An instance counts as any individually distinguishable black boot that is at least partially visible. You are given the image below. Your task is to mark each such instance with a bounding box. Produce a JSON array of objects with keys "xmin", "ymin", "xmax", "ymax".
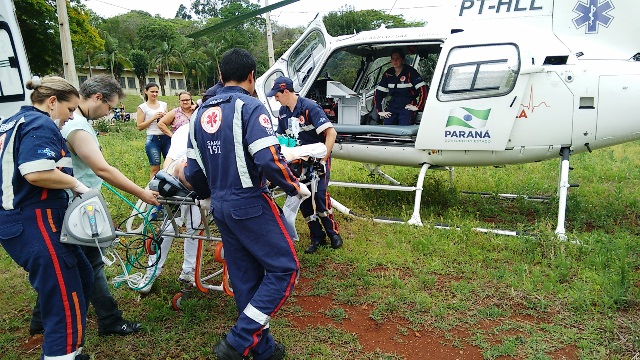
[
  {"xmin": 268, "ymin": 342, "xmax": 286, "ymax": 360},
  {"xmin": 98, "ymin": 318, "xmax": 142, "ymax": 336},
  {"xmin": 330, "ymin": 234, "xmax": 343, "ymax": 249},
  {"xmin": 214, "ymin": 337, "xmax": 249, "ymax": 360},
  {"xmin": 304, "ymin": 240, "xmax": 327, "ymax": 254}
]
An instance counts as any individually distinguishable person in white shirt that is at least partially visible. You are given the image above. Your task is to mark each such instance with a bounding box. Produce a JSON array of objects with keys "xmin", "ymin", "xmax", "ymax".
[
  {"xmin": 137, "ymin": 125, "xmax": 200, "ymax": 294},
  {"xmin": 136, "ymin": 82, "xmax": 169, "ymax": 180}
]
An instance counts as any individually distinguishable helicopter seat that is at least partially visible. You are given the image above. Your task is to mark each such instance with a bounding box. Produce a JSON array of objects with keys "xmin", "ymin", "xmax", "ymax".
[{"xmin": 333, "ymin": 124, "xmax": 419, "ymax": 144}]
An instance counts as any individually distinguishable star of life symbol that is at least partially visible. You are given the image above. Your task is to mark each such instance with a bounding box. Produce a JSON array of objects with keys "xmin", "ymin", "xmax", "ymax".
[
  {"xmin": 201, "ymin": 107, "xmax": 222, "ymax": 134},
  {"xmin": 573, "ymin": 0, "xmax": 614, "ymax": 34}
]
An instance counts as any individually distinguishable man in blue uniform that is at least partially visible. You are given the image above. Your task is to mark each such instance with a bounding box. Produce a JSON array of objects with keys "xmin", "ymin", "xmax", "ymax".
[
  {"xmin": 185, "ymin": 48, "xmax": 309, "ymax": 360},
  {"xmin": 268, "ymin": 76, "xmax": 343, "ymax": 254},
  {"xmin": 374, "ymin": 48, "xmax": 428, "ymax": 126}
]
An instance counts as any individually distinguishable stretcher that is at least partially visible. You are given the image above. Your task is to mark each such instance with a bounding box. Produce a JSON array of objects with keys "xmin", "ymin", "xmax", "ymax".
[
  {"xmin": 105, "ymin": 143, "xmax": 327, "ymax": 310},
  {"xmin": 103, "ymin": 175, "xmax": 233, "ymax": 311}
]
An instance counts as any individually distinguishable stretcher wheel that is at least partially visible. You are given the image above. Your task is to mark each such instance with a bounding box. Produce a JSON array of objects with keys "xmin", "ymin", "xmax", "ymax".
[
  {"xmin": 171, "ymin": 292, "xmax": 184, "ymax": 311},
  {"xmin": 144, "ymin": 238, "xmax": 156, "ymax": 255}
]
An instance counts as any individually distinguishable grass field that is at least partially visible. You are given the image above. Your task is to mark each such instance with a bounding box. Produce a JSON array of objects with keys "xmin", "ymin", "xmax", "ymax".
[{"xmin": 1, "ymin": 105, "xmax": 639, "ymax": 359}]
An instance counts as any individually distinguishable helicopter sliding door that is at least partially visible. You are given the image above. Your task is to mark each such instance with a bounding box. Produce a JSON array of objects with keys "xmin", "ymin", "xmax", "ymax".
[{"xmin": 416, "ymin": 42, "xmax": 528, "ymax": 151}]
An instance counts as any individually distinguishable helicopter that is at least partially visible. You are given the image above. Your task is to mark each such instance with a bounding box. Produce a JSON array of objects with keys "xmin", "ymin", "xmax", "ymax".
[{"xmin": 255, "ymin": 0, "xmax": 640, "ymax": 238}]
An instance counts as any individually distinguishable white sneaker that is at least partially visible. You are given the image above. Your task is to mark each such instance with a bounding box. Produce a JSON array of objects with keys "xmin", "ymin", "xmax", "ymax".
[
  {"xmin": 137, "ymin": 269, "xmax": 157, "ymax": 294},
  {"xmin": 178, "ymin": 270, "xmax": 195, "ymax": 284}
]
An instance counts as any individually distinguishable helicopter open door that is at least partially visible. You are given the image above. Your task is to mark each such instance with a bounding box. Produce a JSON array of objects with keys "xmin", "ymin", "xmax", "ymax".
[{"xmin": 256, "ymin": 14, "xmax": 331, "ymax": 120}]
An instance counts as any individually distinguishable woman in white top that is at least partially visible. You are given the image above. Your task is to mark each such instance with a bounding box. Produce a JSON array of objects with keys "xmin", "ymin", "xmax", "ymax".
[{"xmin": 137, "ymin": 82, "xmax": 169, "ymax": 180}]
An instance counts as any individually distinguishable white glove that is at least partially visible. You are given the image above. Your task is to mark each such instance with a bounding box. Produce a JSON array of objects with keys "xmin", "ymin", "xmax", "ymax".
[
  {"xmin": 297, "ymin": 183, "xmax": 311, "ymax": 200},
  {"xmin": 378, "ymin": 111, "xmax": 392, "ymax": 118},
  {"xmin": 72, "ymin": 179, "xmax": 90, "ymax": 194},
  {"xmin": 196, "ymin": 197, "xmax": 211, "ymax": 211},
  {"xmin": 404, "ymin": 104, "xmax": 419, "ymax": 111}
]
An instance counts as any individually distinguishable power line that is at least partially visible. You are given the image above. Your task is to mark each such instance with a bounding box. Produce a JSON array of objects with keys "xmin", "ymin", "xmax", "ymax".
[{"xmin": 83, "ymin": 0, "xmax": 134, "ymax": 13}]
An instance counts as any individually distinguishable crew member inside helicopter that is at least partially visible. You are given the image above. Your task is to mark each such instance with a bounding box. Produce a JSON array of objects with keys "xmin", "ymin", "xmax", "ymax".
[{"xmin": 374, "ymin": 48, "xmax": 428, "ymax": 126}]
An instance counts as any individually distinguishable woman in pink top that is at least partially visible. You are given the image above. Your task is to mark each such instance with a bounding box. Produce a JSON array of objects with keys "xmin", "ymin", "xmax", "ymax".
[{"xmin": 157, "ymin": 91, "xmax": 195, "ymax": 137}]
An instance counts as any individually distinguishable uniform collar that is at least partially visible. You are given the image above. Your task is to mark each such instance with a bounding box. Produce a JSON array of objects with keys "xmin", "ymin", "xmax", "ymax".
[{"xmin": 218, "ymin": 85, "xmax": 251, "ymax": 96}]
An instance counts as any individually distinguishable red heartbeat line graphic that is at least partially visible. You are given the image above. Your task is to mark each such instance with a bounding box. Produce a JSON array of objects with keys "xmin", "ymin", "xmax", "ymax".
[{"xmin": 520, "ymin": 86, "xmax": 550, "ymax": 112}]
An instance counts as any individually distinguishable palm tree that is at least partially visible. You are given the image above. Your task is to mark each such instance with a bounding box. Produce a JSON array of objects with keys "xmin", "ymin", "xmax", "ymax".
[
  {"xmin": 96, "ymin": 32, "xmax": 131, "ymax": 79},
  {"xmin": 150, "ymin": 40, "xmax": 183, "ymax": 96}
]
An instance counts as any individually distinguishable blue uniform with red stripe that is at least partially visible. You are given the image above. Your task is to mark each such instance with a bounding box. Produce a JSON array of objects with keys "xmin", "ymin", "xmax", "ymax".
[
  {"xmin": 185, "ymin": 86, "xmax": 301, "ymax": 359},
  {"xmin": 374, "ymin": 64, "xmax": 428, "ymax": 125},
  {"xmin": 276, "ymin": 96, "xmax": 339, "ymax": 242},
  {"xmin": 0, "ymin": 106, "xmax": 93, "ymax": 359}
]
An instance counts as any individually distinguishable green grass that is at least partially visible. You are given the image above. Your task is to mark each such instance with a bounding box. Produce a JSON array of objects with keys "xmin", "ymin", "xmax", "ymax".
[{"xmin": 1, "ymin": 123, "xmax": 640, "ymax": 359}]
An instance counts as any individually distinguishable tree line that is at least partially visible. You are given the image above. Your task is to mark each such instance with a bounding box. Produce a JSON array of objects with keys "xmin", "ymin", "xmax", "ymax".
[{"xmin": 14, "ymin": 1, "xmax": 422, "ymax": 95}]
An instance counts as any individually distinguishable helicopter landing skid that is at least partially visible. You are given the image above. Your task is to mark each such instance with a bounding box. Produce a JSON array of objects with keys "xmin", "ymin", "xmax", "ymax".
[{"xmin": 331, "ymin": 148, "xmax": 576, "ymax": 239}]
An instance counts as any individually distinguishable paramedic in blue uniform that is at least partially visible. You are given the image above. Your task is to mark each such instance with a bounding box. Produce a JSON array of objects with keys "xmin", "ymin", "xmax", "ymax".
[
  {"xmin": 374, "ymin": 48, "xmax": 428, "ymax": 126},
  {"xmin": 0, "ymin": 76, "xmax": 94, "ymax": 360},
  {"xmin": 185, "ymin": 48, "xmax": 309, "ymax": 360},
  {"xmin": 269, "ymin": 76, "xmax": 343, "ymax": 254}
]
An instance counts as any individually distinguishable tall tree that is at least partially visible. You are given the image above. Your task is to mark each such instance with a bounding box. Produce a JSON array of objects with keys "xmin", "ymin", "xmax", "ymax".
[
  {"xmin": 129, "ymin": 50, "xmax": 149, "ymax": 96},
  {"xmin": 138, "ymin": 20, "xmax": 182, "ymax": 96},
  {"xmin": 176, "ymin": 4, "xmax": 192, "ymax": 20},
  {"xmin": 14, "ymin": 0, "xmax": 61, "ymax": 75},
  {"xmin": 69, "ymin": 3, "xmax": 105, "ymax": 77},
  {"xmin": 95, "ymin": 32, "xmax": 129, "ymax": 79},
  {"xmin": 15, "ymin": 0, "xmax": 106, "ymax": 76},
  {"xmin": 190, "ymin": 0, "xmax": 221, "ymax": 19},
  {"xmin": 99, "ymin": 10, "xmax": 153, "ymax": 54}
]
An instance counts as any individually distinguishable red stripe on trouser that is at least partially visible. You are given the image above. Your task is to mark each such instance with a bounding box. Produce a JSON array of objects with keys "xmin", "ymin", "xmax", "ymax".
[
  {"xmin": 35, "ymin": 209, "xmax": 74, "ymax": 354},
  {"xmin": 323, "ymin": 192, "xmax": 339, "ymax": 234},
  {"xmin": 242, "ymin": 195, "xmax": 299, "ymax": 355}
]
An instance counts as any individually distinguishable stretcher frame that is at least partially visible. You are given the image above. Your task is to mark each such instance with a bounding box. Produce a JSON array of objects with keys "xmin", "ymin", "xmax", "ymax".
[{"xmin": 111, "ymin": 193, "xmax": 233, "ymax": 311}]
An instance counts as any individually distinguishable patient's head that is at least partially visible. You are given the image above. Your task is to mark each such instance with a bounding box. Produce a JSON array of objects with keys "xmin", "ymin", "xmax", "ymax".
[{"xmin": 166, "ymin": 155, "xmax": 193, "ymax": 191}]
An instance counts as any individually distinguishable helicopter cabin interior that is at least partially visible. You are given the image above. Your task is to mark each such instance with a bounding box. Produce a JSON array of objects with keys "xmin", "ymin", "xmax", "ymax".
[{"xmin": 262, "ymin": 40, "xmax": 442, "ymax": 146}]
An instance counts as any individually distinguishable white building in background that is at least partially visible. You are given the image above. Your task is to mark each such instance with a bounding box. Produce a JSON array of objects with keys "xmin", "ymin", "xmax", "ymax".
[{"xmin": 76, "ymin": 67, "xmax": 187, "ymax": 96}]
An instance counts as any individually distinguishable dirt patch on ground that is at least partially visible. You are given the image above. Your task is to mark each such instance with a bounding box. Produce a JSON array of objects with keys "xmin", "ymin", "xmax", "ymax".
[
  {"xmin": 19, "ymin": 333, "xmax": 43, "ymax": 355},
  {"xmin": 284, "ymin": 277, "xmax": 578, "ymax": 360}
]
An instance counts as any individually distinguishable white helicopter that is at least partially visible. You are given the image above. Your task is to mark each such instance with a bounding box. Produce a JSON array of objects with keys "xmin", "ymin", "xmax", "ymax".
[{"xmin": 255, "ymin": 0, "xmax": 640, "ymax": 238}]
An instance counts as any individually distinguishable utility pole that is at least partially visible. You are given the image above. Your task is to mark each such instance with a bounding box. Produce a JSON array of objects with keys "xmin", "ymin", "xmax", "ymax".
[
  {"xmin": 56, "ymin": 0, "xmax": 78, "ymax": 88},
  {"xmin": 265, "ymin": 0, "xmax": 275, "ymax": 66}
]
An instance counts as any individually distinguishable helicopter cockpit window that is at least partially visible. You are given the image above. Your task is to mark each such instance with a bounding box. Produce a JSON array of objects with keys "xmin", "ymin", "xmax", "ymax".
[
  {"xmin": 438, "ymin": 44, "xmax": 519, "ymax": 102},
  {"xmin": 288, "ymin": 30, "xmax": 325, "ymax": 91},
  {"xmin": 0, "ymin": 21, "xmax": 26, "ymax": 103}
]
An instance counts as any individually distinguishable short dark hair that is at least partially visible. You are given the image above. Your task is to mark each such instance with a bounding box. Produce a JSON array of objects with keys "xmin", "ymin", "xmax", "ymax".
[
  {"xmin": 391, "ymin": 48, "xmax": 405, "ymax": 59},
  {"xmin": 219, "ymin": 48, "xmax": 257, "ymax": 84}
]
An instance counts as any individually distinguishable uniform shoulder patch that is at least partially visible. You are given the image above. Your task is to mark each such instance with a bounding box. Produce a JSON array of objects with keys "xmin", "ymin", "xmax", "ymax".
[
  {"xmin": 201, "ymin": 106, "xmax": 222, "ymax": 134},
  {"xmin": 259, "ymin": 114, "xmax": 272, "ymax": 128}
]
